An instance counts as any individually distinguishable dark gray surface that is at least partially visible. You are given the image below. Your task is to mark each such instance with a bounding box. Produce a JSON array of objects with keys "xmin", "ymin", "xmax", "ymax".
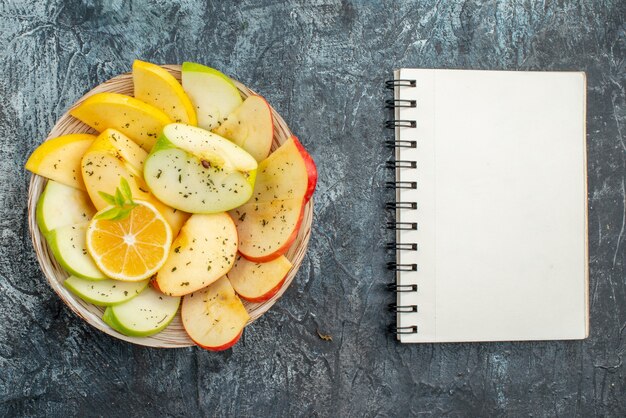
[{"xmin": 1, "ymin": 1, "xmax": 624, "ymax": 416}]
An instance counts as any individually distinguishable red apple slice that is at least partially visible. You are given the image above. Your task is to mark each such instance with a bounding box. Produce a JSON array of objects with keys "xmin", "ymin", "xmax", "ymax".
[
  {"xmin": 156, "ymin": 213, "xmax": 238, "ymax": 296},
  {"xmin": 230, "ymin": 197, "xmax": 304, "ymax": 262},
  {"xmin": 213, "ymin": 95, "xmax": 274, "ymax": 162},
  {"xmin": 181, "ymin": 276, "xmax": 249, "ymax": 351},
  {"xmin": 291, "ymin": 136, "xmax": 317, "ymax": 203},
  {"xmin": 227, "ymin": 254, "xmax": 292, "ymax": 302},
  {"xmin": 251, "ymin": 136, "xmax": 317, "ymax": 204},
  {"xmin": 230, "ymin": 136, "xmax": 316, "ymax": 261}
]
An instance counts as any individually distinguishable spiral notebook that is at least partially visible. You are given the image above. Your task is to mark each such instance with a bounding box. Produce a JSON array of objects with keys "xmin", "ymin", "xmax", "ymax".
[{"xmin": 387, "ymin": 69, "xmax": 589, "ymax": 343}]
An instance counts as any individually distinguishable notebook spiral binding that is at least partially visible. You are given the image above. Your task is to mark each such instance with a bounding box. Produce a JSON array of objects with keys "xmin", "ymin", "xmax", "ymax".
[
  {"xmin": 385, "ymin": 99, "xmax": 417, "ymax": 109},
  {"xmin": 386, "ymin": 160, "xmax": 417, "ymax": 169},
  {"xmin": 385, "ymin": 202, "xmax": 417, "ymax": 210},
  {"xmin": 386, "ymin": 76, "xmax": 419, "ymax": 336},
  {"xmin": 388, "ymin": 303, "xmax": 418, "ymax": 313},
  {"xmin": 385, "ymin": 140, "xmax": 416, "ymax": 148}
]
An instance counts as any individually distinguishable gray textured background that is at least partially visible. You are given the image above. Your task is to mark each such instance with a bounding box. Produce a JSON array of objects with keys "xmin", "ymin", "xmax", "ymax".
[{"xmin": 1, "ymin": 0, "xmax": 625, "ymax": 417}]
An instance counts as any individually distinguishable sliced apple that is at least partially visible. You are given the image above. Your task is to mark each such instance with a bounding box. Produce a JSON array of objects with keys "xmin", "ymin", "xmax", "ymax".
[
  {"xmin": 64, "ymin": 275, "xmax": 148, "ymax": 306},
  {"xmin": 133, "ymin": 60, "xmax": 197, "ymax": 125},
  {"xmin": 252, "ymin": 136, "xmax": 317, "ymax": 204},
  {"xmin": 70, "ymin": 92, "xmax": 172, "ymax": 151},
  {"xmin": 101, "ymin": 308, "xmax": 126, "ymax": 333},
  {"xmin": 144, "ymin": 123, "xmax": 257, "ymax": 213},
  {"xmin": 227, "ymin": 255, "xmax": 292, "ymax": 302},
  {"xmin": 181, "ymin": 276, "xmax": 249, "ymax": 351},
  {"xmin": 47, "ymin": 223, "xmax": 106, "ymax": 281},
  {"xmin": 36, "ymin": 180, "xmax": 96, "ymax": 235},
  {"xmin": 229, "ymin": 136, "xmax": 317, "ymax": 261},
  {"xmin": 181, "ymin": 62, "xmax": 242, "ymax": 130},
  {"xmin": 81, "ymin": 129, "xmax": 189, "ymax": 236},
  {"xmin": 230, "ymin": 198, "xmax": 304, "ymax": 262},
  {"xmin": 25, "ymin": 134, "xmax": 96, "ymax": 190},
  {"xmin": 81, "ymin": 128, "xmax": 147, "ymax": 209},
  {"xmin": 212, "ymin": 95, "xmax": 273, "ymax": 161},
  {"xmin": 102, "ymin": 286, "xmax": 180, "ymax": 337},
  {"xmin": 156, "ymin": 213, "xmax": 238, "ymax": 296}
]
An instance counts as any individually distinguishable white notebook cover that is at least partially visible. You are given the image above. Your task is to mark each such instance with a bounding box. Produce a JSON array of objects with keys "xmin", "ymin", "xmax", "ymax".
[{"xmin": 393, "ymin": 69, "xmax": 588, "ymax": 343}]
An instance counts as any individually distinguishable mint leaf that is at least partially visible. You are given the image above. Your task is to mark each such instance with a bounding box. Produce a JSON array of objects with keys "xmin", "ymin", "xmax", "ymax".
[
  {"xmin": 95, "ymin": 178, "xmax": 137, "ymax": 222},
  {"xmin": 110, "ymin": 208, "xmax": 133, "ymax": 221},
  {"xmin": 94, "ymin": 207, "xmax": 121, "ymax": 220},
  {"xmin": 120, "ymin": 178, "xmax": 133, "ymax": 201},
  {"xmin": 98, "ymin": 192, "xmax": 117, "ymax": 206},
  {"xmin": 115, "ymin": 189, "xmax": 125, "ymax": 206}
]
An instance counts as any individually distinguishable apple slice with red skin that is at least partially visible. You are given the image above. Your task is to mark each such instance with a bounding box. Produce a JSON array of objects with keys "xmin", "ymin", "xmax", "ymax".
[
  {"xmin": 182, "ymin": 276, "xmax": 249, "ymax": 351},
  {"xmin": 231, "ymin": 197, "xmax": 304, "ymax": 262},
  {"xmin": 227, "ymin": 254, "xmax": 292, "ymax": 302},
  {"xmin": 231, "ymin": 136, "xmax": 316, "ymax": 261},
  {"xmin": 251, "ymin": 136, "xmax": 317, "ymax": 204},
  {"xmin": 291, "ymin": 136, "xmax": 317, "ymax": 204},
  {"xmin": 213, "ymin": 95, "xmax": 274, "ymax": 162}
]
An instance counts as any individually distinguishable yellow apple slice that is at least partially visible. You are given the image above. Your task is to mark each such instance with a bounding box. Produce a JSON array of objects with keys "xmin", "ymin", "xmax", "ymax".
[
  {"xmin": 132, "ymin": 60, "xmax": 197, "ymax": 125},
  {"xmin": 227, "ymin": 254, "xmax": 292, "ymax": 302},
  {"xmin": 156, "ymin": 213, "xmax": 238, "ymax": 296},
  {"xmin": 25, "ymin": 134, "xmax": 96, "ymax": 190},
  {"xmin": 213, "ymin": 95, "xmax": 273, "ymax": 161},
  {"xmin": 70, "ymin": 92, "xmax": 172, "ymax": 151},
  {"xmin": 182, "ymin": 276, "xmax": 249, "ymax": 351},
  {"xmin": 81, "ymin": 129, "xmax": 189, "ymax": 236},
  {"xmin": 81, "ymin": 129, "xmax": 148, "ymax": 209},
  {"xmin": 87, "ymin": 128, "xmax": 147, "ymax": 174}
]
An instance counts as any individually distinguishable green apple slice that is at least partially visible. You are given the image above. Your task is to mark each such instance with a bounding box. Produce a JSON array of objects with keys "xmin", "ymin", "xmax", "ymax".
[
  {"xmin": 144, "ymin": 123, "xmax": 257, "ymax": 213},
  {"xmin": 64, "ymin": 275, "xmax": 149, "ymax": 306},
  {"xmin": 47, "ymin": 223, "xmax": 106, "ymax": 281},
  {"xmin": 181, "ymin": 62, "xmax": 242, "ymax": 130},
  {"xmin": 103, "ymin": 286, "xmax": 180, "ymax": 337},
  {"xmin": 102, "ymin": 307, "xmax": 126, "ymax": 333},
  {"xmin": 36, "ymin": 181, "xmax": 96, "ymax": 235}
]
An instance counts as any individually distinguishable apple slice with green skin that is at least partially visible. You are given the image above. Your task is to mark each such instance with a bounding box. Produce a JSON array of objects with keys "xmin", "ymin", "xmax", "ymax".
[
  {"xmin": 82, "ymin": 128, "xmax": 189, "ymax": 236},
  {"xmin": 70, "ymin": 92, "xmax": 172, "ymax": 151},
  {"xmin": 156, "ymin": 213, "xmax": 238, "ymax": 296},
  {"xmin": 182, "ymin": 276, "xmax": 249, "ymax": 351},
  {"xmin": 37, "ymin": 180, "xmax": 96, "ymax": 235},
  {"xmin": 144, "ymin": 123, "xmax": 257, "ymax": 213},
  {"xmin": 181, "ymin": 62, "xmax": 242, "ymax": 130},
  {"xmin": 212, "ymin": 95, "xmax": 273, "ymax": 162},
  {"xmin": 102, "ymin": 307, "xmax": 125, "ymax": 333},
  {"xmin": 25, "ymin": 133, "xmax": 96, "ymax": 190},
  {"xmin": 102, "ymin": 286, "xmax": 180, "ymax": 337},
  {"xmin": 47, "ymin": 223, "xmax": 106, "ymax": 281},
  {"xmin": 133, "ymin": 60, "xmax": 197, "ymax": 125},
  {"xmin": 64, "ymin": 275, "xmax": 149, "ymax": 306},
  {"xmin": 227, "ymin": 255, "xmax": 292, "ymax": 302}
]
